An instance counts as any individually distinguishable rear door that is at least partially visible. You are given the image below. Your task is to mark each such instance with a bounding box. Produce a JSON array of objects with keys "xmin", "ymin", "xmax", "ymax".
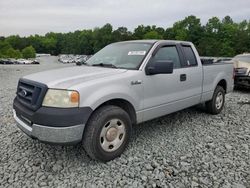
[
  {"xmin": 180, "ymin": 44, "xmax": 203, "ymax": 98},
  {"xmin": 142, "ymin": 43, "xmax": 203, "ymax": 122}
]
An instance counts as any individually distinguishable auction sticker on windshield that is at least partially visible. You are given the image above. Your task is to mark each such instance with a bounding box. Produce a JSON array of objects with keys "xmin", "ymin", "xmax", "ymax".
[{"xmin": 128, "ymin": 51, "xmax": 146, "ymax": 55}]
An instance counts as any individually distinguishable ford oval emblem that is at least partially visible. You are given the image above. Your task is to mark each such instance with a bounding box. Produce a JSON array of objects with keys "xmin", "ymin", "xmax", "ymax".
[{"xmin": 21, "ymin": 89, "xmax": 28, "ymax": 96}]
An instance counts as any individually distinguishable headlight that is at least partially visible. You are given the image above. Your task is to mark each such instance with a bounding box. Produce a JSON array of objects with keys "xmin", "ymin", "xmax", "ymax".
[{"xmin": 42, "ymin": 89, "xmax": 79, "ymax": 108}]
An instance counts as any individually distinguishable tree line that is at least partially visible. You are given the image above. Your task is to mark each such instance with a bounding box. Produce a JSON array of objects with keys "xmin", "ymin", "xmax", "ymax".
[{"xmin": 1, "ymin": 15, "xmax": 250, "ymax": 59}]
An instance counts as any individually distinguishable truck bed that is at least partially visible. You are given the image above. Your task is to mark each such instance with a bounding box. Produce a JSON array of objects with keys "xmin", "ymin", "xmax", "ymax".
[{"xmin": 201, "ymin": 61, "xmax": 234, "ymax": 102}]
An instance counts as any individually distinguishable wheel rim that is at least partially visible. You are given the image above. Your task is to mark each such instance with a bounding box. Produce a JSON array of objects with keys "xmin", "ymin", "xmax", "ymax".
[
  {"xmin": 215, "ymin": 92, "xmax": 223, "ymax": 109},
  {"xmin": 100, "ymin": 119, "xmax": 126, "ymax": 152}
]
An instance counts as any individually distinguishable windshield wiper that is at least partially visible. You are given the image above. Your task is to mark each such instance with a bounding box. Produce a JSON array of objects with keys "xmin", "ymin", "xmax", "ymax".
[{"xmin": 92, "ymin": 63, "xmax": 118, "ymax": 69}]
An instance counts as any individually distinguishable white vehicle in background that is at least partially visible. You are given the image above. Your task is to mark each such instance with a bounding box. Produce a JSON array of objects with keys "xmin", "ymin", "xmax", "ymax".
[
  {"xmin": 0, "ymin": 58, "xmax": 39, "ymax": 64},
  {"xmin": 17, "ymin": 59, "xmax": 32, "ymax": 64},
  {"xmin": 58, "ymin": 54, "xmax": 89, "ymax": 64},
  {"xmin": 232, "ymin": 53, "xmax": 250, "ymax": 88}
]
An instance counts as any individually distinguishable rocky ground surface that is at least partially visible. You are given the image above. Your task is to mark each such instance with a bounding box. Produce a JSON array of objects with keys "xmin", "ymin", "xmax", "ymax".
[{"xmin": 0, "ymin": 57, "xmax": 249, "ymax": 188}]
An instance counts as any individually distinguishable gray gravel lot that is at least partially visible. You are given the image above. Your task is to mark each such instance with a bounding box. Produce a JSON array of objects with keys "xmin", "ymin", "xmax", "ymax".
[{"xmin": 0, "ymin": 56, "xmax": 250, "ymax": 188}]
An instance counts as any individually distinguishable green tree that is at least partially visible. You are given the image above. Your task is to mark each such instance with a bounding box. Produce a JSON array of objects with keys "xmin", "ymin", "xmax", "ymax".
[
  {"xmin": 28, "ymin": 35, "xmax": 43, "ymax": 53},
  {"xmin": 6, "ymin": 35, "xmax": 27, "ymax": 50},
  {"xmin": 1, "ymin": 17, "xmax": 250, "ymax": 57},
  {"xmin": 6, "ymin": 48, "xmax": 22, "ymax": 58},
  {"xmin": 112, "ymin": 27, "xmax": 133, "ymax": 42},
  {"xmin": 78, "ymin": 30, "xmax": 94, "ymax": 55},
  {"xmin": 143, "ymin": 31, "xmax": 163, "ymax": 39},
  {"xmin": 92, "ymin": 23, "xmax": 113, "ymax": 52},
  {"xmin": 41, "ymin": 37, "xmax": 57, "ymax": 54},
  {"xmin": 0, "ymin": 40, "xmax": 12, "ymax": 54},
  {"xmin": 198, "ymin": 17, "xmax": 222, "ymax": 56},
  {"xmin": 133, "ymin": 25, "xmax": 152, "ymax": 39},
  {"xmin": 22, "ymin": 46, "xmax": 36, "ymax": 58},
  {"xmin": 171, "ymin": 15, "xmax": 204, "ymax": 45},
  {"xmin": 219, "ymin": 16, "xmax": 237, "ymax": 56}
]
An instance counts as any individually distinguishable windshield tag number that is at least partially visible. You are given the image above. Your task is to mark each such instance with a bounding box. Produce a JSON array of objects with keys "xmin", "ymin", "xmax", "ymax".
[{"xmin": 128, "ymin": 51, "xmax": 146, "ymax": 56}]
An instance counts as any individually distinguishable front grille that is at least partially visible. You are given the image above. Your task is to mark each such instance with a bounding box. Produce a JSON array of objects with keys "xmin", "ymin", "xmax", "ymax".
[{"xmin": 16, "ymin": 78, "xmax": 48, "ymax": 111}]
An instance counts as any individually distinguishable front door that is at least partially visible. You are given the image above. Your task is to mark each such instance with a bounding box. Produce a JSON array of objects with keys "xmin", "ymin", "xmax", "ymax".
[{"xmin": 142, "ymin": 44, "xmax": 202, "ymax": 122}]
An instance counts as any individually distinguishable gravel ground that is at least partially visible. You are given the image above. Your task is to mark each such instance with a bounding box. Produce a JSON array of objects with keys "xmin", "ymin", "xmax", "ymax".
[{"xmin": 0, "ymin": 57, "xmax": 249, "ymax": 188}]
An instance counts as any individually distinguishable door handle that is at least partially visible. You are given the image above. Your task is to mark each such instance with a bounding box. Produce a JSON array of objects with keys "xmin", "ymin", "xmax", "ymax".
[{"xmin": 180, "ymin": 74, "xmax": 186, "ymax": 81}]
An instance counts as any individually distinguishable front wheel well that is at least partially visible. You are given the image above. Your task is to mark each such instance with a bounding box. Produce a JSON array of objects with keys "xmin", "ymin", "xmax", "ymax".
[
  {"xmin": 217, "ymin": 79, "xmax": 227, "ymax": 92},
  {"xmin": 93, "ymin": 99, "xmax": 137, "ymax": 125}
]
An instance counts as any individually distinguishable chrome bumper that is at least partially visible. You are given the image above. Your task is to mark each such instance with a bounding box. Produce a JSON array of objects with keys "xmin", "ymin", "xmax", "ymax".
[{"xmin": 13, "ymin": 109, "xmax": 85, "ymax": 144}]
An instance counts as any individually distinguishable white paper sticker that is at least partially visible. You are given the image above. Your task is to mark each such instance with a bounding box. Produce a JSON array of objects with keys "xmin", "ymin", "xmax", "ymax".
[{"xmin": 128, "ymin": 51, "xmax": 146, "ymax": 56}]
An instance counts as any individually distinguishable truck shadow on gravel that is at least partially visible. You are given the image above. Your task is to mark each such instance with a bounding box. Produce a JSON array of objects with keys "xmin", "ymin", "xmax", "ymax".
[{"xmin": 130, "ymin": 106, "xmax": 207, "ymax": 141}]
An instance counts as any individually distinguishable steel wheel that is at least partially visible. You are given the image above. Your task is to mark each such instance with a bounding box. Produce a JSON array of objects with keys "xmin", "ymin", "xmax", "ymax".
[
  {"xmin": 100, "ymin": 119, "xmax": 126, "ymax": 152},
  {"xmin": 215, "ymin": 91, "xmax": 224, "ymax": 109}
]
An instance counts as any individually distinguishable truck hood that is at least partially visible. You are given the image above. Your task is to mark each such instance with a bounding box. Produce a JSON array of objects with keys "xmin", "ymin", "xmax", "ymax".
[
  {"xmin": 23, "ymin": 66, "xmax": 127, "ymax": 89},
  {"xmin": 234, "ymin": 61, "xmax": 250, "ymax": 69}
]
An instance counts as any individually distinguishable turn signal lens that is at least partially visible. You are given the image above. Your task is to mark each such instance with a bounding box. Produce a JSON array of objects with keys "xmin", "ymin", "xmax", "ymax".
[{"xmin": 70, "ymin": 91, "xmax": 79, "ymax": 103}]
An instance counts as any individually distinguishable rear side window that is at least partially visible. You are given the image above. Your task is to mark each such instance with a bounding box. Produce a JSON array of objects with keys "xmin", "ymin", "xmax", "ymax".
[
  {"xmin": 153, "ymin": 46, "xmax": 181, "ymax": 68},
  {"xmin": 182, "ymin": 46, "xmax": 197, "ymax": 66}
]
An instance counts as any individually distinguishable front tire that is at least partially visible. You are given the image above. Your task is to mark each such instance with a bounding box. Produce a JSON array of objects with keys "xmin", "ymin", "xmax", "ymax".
[
  {"xmin": 83, "ymin": 105, "xmax": 132, "ymax": 162},
  {"xmin": 206, "ymin": 86, "xmax": 225, "ymax": 115}
]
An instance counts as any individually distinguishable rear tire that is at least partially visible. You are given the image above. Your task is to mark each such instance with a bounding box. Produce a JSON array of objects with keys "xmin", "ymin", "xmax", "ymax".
[
  {"xmin": 83, "ymin": 105, "xmax": 132, "ymax": 162},
  {"xmin": 206, "ymin": 86, "xmax": 225, "ymax": 115}
]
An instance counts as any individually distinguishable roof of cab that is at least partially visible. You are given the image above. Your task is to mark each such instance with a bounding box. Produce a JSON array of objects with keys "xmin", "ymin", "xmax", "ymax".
[{"xmin": 115, "ymin": 40, "xmax": 192, "ymax": 45}]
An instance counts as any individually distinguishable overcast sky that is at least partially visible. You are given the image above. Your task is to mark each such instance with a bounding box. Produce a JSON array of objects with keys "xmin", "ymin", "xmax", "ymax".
[{"xmin": 0, "ymin": 0, "xmax": 250, "ymax": 37}]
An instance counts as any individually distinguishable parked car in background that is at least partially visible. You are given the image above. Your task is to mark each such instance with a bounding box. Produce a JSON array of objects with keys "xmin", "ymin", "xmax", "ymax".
[
  {"xmin": 58, "ymin": 54, "xmax": 90, "ymax": 64},
  {"xmin": 13, "ymin": 40, "xmax": 234, "ymax": 161},
  {"xmin": 1, "ymin": 59, "xmax": 14, "ymax": 64},
  {"xmin": 232, "ymin": 53, "xmax": 250, "ymax": 88},
  {"xmin": 31, "ymin": 60, "xmax": 40, "ymax": 64},
  {"xmin": 0, "ymin": 58, "xmax": 40, "ymax": 65},
  {"xmin": 76, "ymin": 55, "xmax": 92, "ymax": 66}
]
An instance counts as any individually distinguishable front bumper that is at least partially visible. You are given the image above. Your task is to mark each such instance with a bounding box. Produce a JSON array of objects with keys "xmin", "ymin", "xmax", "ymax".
[
  {"xmin": 13, "ymin": 109, "xmax": 84, "ymax": 144},
  {"xmin": 13, "ymin": 98, "xmax": 93, "ymax": 144},
  {"xmin": 234, "ymin": 76, "xmax": 250, "ymax": 87}
]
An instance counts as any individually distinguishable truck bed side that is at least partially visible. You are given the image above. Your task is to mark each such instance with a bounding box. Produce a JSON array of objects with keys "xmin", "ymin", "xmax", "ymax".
[{"xmin": 201, "ymin": 62, "xmax": 234, "ymax": 102}]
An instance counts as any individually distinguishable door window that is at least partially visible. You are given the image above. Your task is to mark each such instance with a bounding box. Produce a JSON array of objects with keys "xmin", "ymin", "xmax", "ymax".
[{"xmin": 153, "ymin": 46, "xmax": 181, "ymax": 68}]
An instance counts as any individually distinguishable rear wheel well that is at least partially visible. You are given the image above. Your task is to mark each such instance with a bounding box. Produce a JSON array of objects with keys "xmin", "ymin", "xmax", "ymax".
[
  {"xmin": 217, "ymin": 79, "xmax": 227, "ymax": 92},
  {"xmin": 94, "ymin": 99, "xmax": 137, "ymax": 125}
]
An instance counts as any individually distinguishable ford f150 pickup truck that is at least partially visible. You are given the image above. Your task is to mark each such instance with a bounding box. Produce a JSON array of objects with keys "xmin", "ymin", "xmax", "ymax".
[{"xmin": 13, "ymin": 40, "xmax": 234, "ymax": 161}]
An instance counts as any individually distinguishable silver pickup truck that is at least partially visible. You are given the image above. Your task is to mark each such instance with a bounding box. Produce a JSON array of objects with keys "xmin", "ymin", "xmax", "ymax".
[{"xmin": 13, "ymin": 40, "xmax": 234, "ymax": 161}]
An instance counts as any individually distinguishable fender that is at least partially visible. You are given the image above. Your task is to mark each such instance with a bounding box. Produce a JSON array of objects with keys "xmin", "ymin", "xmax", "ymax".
[
  {"xmin": 212, "ymin": 72, "xmax": 227, "ymax": 91},
  {"xmin": 79, "ymin": 84, "xmax": 141, "ymax": 112}
]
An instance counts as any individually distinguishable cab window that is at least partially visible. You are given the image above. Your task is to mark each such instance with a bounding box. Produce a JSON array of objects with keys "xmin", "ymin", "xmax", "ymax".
[{"xmin": 182, "ymin": 46, "xmax": 197, "ymax": 66}]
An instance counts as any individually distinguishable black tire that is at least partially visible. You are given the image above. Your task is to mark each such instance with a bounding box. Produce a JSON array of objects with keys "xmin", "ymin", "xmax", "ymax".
[
  {"xmin": 205, "ymin": 85, "xmax": 225, "ymax": 115},
  {"xmin": 82, "ymin": 105, "xmax": 132, "ymax": 162}
]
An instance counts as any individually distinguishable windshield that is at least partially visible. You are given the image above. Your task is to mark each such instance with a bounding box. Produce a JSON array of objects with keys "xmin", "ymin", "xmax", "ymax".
[
  {"xmin": 86, "ymin": 42, "xmax": 153, "ymax": 69},
  {"xmin": 233, "ymin": 55, "xmax": 250, "ymax": 63}
]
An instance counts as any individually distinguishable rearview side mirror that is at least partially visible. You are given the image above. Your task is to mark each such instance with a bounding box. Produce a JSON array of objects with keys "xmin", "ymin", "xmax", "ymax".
[{"xmin": 145, "ymin": 60, "xmax": 174, "ymax": 75}]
